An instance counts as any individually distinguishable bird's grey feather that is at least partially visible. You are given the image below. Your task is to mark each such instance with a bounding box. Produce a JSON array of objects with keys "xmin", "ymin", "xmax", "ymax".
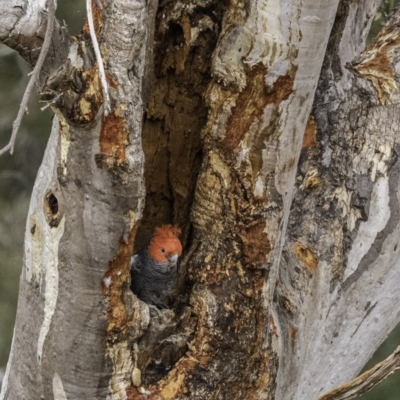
[{"xmin": 130, "ymin": 244, "xmax": 177, "ymax": 308}]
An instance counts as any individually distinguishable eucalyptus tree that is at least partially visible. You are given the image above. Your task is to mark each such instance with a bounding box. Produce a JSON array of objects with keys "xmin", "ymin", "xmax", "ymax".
[{"xmin": 1, "ymin": 0, "xmax": 400, "ymax": 399}]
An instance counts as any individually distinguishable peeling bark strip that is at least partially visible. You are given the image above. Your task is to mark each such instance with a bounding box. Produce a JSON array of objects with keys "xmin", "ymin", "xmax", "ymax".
[
  {"xmin": 102, "ymin": 216, "xmax": 139, "ymax": 333},
  {"xmin": 224, "ymin": 64, "xmax": 269, "ymax": 152},
  {"xmin": 349, "ymin": 9, "xmax": 400, "ymax": 105},
  {"xmin": 302, "ymin": 114, "xmax": 319, "ymax": 148},
  {"xmin": 318, "ymin": 345, "xmax": 400, "ymax": 400},
  {"xmin": 223, "ymin": 64, "xmax": 295, "ymax": 153}
]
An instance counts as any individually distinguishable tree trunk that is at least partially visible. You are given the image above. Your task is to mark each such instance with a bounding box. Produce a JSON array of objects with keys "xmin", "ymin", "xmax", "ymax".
[
  {"xmin": 274, "ymin": 2, "xmax": 400, "ymax": 398},
  {"xmin": 0, "ymin": 0, "xmax": 155, "ymax": 398},
  {"xmin": 2, "ymin": 0, "xmax": 400, "ymax": 399}
]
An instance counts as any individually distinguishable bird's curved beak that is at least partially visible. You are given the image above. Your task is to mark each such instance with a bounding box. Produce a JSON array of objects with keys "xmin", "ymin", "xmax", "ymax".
[{"xmin": 167, "ymin": 253, "xmax": 179, "ymax": 267}]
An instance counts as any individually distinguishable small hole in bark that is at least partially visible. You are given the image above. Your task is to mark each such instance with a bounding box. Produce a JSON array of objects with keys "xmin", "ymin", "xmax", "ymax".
[
  {"xmin": 47, "ymin": 193, "xmax": 59, "ymax": 215},
  {"xmin": 31, "ymin": 224, "xmax": 36, "ymax": 235},
  {"xmin": 395, "ymin": 244, "xmax": 398, "ymax": 251},
  {"xmin": 44, "ymin": 191, "xmax": 60, "ymax": 227}
]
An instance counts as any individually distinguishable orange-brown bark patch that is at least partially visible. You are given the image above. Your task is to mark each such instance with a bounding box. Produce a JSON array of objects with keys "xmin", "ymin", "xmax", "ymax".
[
  {"xmin": 350, "ymin": 29, "xmax": 400, "ymax": 104},
  {"xmin": 358, "ymin": 50, "xmax": 392, "ymax": 76},
  {"xmin": 102, "ymin": 221, "xmax": 139, "ymax": 332},
  {"xmin": 126, "ymin": 357, "xmax": 203, "ymax": 400},
  {"xmin": 224, "ymin": 64, "xmax": 267, "ymax": 152},
  {"xmin": 269, "ymin": 315, "xmax": 278, "ymax": 338},
  {"xmin": 126, "ymin": 386, "xmax": 145, "ymax": 400},
  {"xmin": 293, "ymin": 242, "xmax": 318, "ymax": 271},
  {"xmin": 224, "ymin": 65, "xmax": 294, "ymax": 152},
  {"xmin": 289, "ymin": 326, "xmax": 297, "ymax": 341},
  {"xmin": 156, "ymin": 358, "xmax": 197, "ymax": 399},
  {"xmin": 352, "ymin": 51, "xmax": 394, "ymax": 103},
  {"xmin": 83, "ymin": 0, "xmax": 105, "ymax": 38},
  {"xmin": 240, "ymin": 221, "xmax": 271, "ymax": 267},
  {"xmin": 272, "ymin": 73, "xmax": 295, "ymax": 103},
  {"xmin": 106, "ymin": 73, "xmax": 118, "ymax": 90},
  {"xmin": 303, "ymin": 114, "xmax": 318, "ymax": 148},
  {"xmin": 305, "ymin": 176, "xmax": 321, "ymax": 189},
  {"xmin": 100, "ymin": 112, "xmax": 129, "ymax": 164}
]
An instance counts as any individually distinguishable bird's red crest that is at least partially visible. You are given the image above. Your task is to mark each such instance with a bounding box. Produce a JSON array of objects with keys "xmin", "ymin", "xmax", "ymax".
[
  {"xmin": 153, "ymin": 225, "xmax": 182, "ymax": 239},
  {"xmin": 148, "ymin": 225, "xmax": 182, "ymax": 263}
]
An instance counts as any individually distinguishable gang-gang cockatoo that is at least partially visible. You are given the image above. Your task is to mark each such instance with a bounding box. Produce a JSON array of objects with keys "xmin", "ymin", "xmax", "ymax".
[{"xmin": 130, "ymin": 225, "xmax": 182, "ymax": 308}]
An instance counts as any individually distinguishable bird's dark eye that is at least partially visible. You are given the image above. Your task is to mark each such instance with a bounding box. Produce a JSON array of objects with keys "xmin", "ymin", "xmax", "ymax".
[{"xmin": 161, "ymin": 248, "xmax": 166, "ymax": 253}]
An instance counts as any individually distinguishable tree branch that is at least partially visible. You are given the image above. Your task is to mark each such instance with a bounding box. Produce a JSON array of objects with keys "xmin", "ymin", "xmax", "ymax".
[
  {"xmin": 318, "ymin": 346, "xmax": 400, "ymax": 400},
  {"xmin": 86, "ymin": 0, "xmax": 111, "ymax": 116},
  {"xmin": 0, "ymin": 0, "xmax": 56, "ymax": 157}
]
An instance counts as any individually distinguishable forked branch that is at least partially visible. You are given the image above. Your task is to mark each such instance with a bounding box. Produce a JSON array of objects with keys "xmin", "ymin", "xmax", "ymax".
[
  {"xmin": 319, "ymin": 346, "xmax": 400, "ymax": 400},
  {"xmin": 0, "ymin": 0, "xmax": 56, "ymax": 157}
]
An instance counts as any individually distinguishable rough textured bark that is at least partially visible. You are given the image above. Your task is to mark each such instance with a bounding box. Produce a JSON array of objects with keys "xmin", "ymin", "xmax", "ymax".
[
  {"xmin": 0, "ymin": 0, "xmax": 155, "ymax": 398},
  {"xmin": 166, "ymin": 0, "xmax": 338, "ymax": 398},
  {"xmin": 275, "ymin": 1, "xmax": 400, "ymax": 399},
  {"xmin": 129, "ymin": 0, "xmax": 340, "ymax": 398},
  {"xmin": 2, "ymin": 0, "xmax": 400, "ymax": 399}
]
